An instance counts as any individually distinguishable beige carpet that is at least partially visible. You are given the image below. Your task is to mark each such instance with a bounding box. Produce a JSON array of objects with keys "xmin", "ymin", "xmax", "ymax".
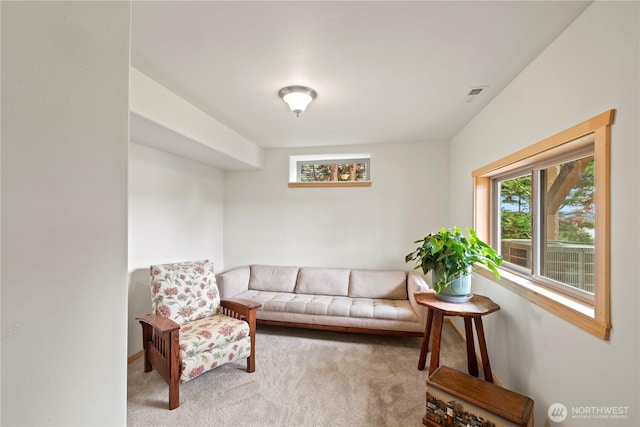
[{"xmin": 127, "ymin": 322, "xmax": 468, "ymax": 427}]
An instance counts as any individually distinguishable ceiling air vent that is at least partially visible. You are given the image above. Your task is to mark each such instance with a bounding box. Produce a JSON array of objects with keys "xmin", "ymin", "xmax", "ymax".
[{"xmin": 465, "ymin": 86, "xmax": 488, "ymax": 103}]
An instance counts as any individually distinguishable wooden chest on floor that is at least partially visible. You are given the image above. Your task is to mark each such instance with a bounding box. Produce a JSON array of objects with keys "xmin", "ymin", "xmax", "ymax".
[{"xmin": 424, "ymin": 366, "xmax": 534, "ymax": 427}]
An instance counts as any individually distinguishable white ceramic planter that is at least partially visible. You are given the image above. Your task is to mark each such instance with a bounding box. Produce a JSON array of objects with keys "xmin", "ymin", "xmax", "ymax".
[{"xmin": 432, "ymin": 271, "xmax": 472, "ymax": 303}]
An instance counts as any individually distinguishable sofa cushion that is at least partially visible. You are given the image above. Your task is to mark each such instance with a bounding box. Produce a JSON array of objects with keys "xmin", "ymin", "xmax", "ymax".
[
  {"xmin": 179, "ymin": 314, "xmax": 250, "ymax": 360},
  {"xmin": 150, "ymin": 260, "xmax": 220, "ymax": 325},
  {"xmin": 249, "ymin": 265, "xmax": 299, "ymax": 293},
  {"xmin": 216, "ymin": 266, "xmax": 250, "ymax": 299},
  {"xmin": 295, "ymin": 267, "xmax": 350, "ymax": 296},
  {"xmin": 179, "ymin": 314, "xmax": 251, "ymax": 382},
  {"xmin": 348, "ymin": 270, "xmax": 408, "ymax": 300},
  {"xmin": 234, "ymin": 290, "xmax": 418, "ymax": 322}
]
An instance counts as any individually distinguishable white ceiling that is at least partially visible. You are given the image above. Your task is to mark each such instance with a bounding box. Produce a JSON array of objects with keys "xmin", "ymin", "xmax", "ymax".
[{"xmin": 131, "ymin": 1, "xmax": 592, "ymax": 149}]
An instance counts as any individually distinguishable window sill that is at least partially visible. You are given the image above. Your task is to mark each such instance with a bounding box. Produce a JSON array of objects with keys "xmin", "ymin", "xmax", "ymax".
[
  {"xmin": 476, "ymin": 267, "xmax": 611, "ymax": 340},
  {"xmin": 288, "ymin": 181, "xmax": 372, "ymax": 188}
]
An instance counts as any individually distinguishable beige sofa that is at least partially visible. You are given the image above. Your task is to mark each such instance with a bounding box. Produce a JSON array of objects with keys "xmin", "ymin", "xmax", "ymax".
[{"xmin": 217, "ymin": 265, "xmax": 431, "ymax": 336}]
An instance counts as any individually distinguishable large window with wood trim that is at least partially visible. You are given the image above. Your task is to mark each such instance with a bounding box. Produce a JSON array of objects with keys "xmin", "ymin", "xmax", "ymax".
[{"xmin": 473, "ymin": 110, "xmax": 614, "ymax": 340}]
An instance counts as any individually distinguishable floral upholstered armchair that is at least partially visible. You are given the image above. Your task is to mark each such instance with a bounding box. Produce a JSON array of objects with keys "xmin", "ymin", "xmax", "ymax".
[{"xmin": 136, "ymin": 260, "xmax": 261, "ymax": 410}]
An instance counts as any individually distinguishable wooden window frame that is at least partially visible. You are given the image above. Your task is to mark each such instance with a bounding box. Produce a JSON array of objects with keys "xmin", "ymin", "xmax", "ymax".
[
  {"xmin": 472, "ymin": 110, "xmax": 614, "ymax": 340},
  {"xmin": 288, "ymin": 181, "xmax": 372, "ymax": 188}
]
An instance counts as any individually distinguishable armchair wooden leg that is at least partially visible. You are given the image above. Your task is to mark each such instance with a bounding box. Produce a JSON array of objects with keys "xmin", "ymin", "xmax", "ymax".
[
  {"xmin": 247, "ymin": 328, "xmax": 256, "ymax": 372},
  {"xmin": 168, "ymin": 330, "xmax": 181, "ymax": 409},
  {"xmin": 247, "ymin": 307, "xmax": 257, "ymax": 373},
  {"xmin": 168, "ymin": 378, "xmax": 179, "ymax": 410},
  {"xmin": 141, "ymin": 324, "xmax": 153, "ymax": 373},
  {"xmin": 247, "ymin": 354, "xmax": 255, "ymax": 373}
]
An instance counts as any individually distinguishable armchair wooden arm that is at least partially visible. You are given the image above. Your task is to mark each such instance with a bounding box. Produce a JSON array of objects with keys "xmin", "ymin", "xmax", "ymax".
[
  {"xmin": 220, "ymin": 299, "xmax": 261, "ymax": 372},
  {"xmin": 137, "ymin": 314, "xmax": 180, "ymax": 333},
  {"xmin": 221, "ymin": 298, "xmax": 261, "ymax": 317},
  {"xmin": 136, "ymin": 314, "xmax": 181, "ymax": 409}
]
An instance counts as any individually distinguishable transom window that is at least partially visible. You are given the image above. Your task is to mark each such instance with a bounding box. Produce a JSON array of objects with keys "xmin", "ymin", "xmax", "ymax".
[
  {"xmin": 473, "ymin": 110, "xmax": 614, "ymax": 340},
  {"xmin": 288, "ymin": 154, "xmax": 372, "ymax": 188}
]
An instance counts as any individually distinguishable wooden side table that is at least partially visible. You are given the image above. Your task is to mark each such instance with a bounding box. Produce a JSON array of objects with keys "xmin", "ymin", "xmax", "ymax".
[{"xmin": 415, "ymin": 292, "xmax": 500, "ymax": 383}]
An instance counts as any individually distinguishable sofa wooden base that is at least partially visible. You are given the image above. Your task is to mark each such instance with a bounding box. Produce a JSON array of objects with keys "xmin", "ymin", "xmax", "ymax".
[{"xmin": 258, "ymin": 319, "xmax": 424, "ymax": 337}]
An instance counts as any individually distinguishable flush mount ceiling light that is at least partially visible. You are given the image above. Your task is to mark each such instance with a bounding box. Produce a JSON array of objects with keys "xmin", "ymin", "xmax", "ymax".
[{"xmin": 278, "ymin": 86, "xmax": 317, "ymax": 117}]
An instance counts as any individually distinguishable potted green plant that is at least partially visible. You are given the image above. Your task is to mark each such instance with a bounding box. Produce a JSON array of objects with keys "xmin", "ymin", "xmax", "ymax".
[{"xmin": 405, "ymin": 226, "xmax": 502, "ymax": 302}]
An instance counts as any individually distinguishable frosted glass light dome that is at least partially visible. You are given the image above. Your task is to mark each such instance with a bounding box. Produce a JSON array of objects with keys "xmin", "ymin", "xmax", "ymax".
[{"xmin": 278, "ymin": 86, "xmax": 317, "ymax": 117}]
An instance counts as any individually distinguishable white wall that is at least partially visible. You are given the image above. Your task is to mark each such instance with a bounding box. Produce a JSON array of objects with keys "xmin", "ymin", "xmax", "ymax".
[
  {"xmin": 449, "ymin": 1, "xmax": 639, "ymax": 425},
  {"xmin": 1, "ymin": 2, "xmax": 130, "ymax": 425},
  {"xmin": 128, "ymin": 143, "xmax": 225, "ymax": 355},
  {"xmin": 224, "ymin": 141, "xmax": 450, "ymax": 271}
]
